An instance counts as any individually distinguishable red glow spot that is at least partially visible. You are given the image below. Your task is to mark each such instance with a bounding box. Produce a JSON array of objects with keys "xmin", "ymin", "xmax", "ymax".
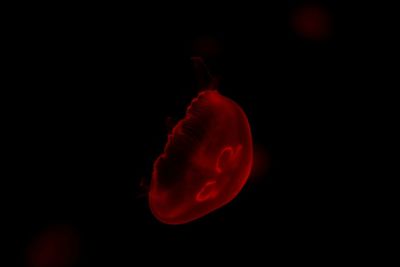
[
  {"xmin": 27, "ymin": 224, "xmax": 80, "ymax": 267},
  {"xmin": 250, "ymin": 145, "xmax": 270, "ymax": 182},
  {"xmin": 192, "ymin": 36, "xmax": 220, "ymax": 58},
  {"xmin": 291, "ymin": 4, "xmax": 331, "ymax": 41},
  {"xmin": 149, "ymin": 90, "xmax": 253, "ymax": 224}
]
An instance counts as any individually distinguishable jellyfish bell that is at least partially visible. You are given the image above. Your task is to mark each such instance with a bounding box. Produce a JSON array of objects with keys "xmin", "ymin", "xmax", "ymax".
[{"xmin": 149, "ymin": 90, "xmax": 253, "ymax": 224}]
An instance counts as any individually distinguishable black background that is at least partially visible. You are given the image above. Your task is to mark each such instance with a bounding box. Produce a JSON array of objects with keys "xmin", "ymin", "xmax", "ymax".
[{"xmin": 5, "ymin": 1, "xmax": 371, "ymax": 265}]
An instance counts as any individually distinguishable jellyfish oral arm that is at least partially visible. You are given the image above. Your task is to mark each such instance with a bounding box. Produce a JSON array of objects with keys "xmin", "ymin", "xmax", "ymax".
[{"xmin": 196, "ymin": 180, "xmax": 217, "ymax": 202}]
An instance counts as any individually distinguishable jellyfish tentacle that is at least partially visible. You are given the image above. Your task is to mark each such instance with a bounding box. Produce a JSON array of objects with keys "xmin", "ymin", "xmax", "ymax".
[{"xmin": 191, "ymin": 57, "xmax": 218, "ymax": 91}]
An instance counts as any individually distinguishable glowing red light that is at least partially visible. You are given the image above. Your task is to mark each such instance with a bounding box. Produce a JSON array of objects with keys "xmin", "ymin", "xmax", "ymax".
[
  {"xmin": 149, "ymin": 90, "xmax": 253, "ymax": 224},
  {"xmin": 27, "ymin": 224, "xmax": 79, "ymax": 267},
  {"xmin": 292, "ymin": 4, "xmax": 331, "ymax": 41},
  {"xmin": 192, "ymin": 36, "xmax": 220, "ymax": 58},
  {"xmin": 250, "ymin": 145, "xmax": 270, "ymax": 182}
]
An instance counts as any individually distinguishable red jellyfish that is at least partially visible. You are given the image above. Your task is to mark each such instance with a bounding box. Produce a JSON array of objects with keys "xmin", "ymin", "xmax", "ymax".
[{"xmin": 149, "ymin": 82, "xmax": 253, "ymax": 224}]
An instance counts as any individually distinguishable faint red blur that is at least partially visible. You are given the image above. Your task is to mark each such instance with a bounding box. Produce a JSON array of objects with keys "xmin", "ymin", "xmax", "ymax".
[
  {"xmin": 27, "ymin": 224, "xmax": 80, "ymax": 267},
  {"xmin": 250, "ymin": 145, "xmax": 270, "ymax": 183},
  {"xmin": 192, "ymin": 36, "xmax": 221, "ymax": 58},
  {"xmin": 291, "ymin": 4, "xmax": 332, "ymax": 41}
]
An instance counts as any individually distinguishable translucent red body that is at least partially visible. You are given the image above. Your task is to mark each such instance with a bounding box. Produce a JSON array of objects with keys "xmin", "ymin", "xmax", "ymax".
[{"xmin": 149, "ymin": 90, "xmax": 253, "ymax": 224}]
